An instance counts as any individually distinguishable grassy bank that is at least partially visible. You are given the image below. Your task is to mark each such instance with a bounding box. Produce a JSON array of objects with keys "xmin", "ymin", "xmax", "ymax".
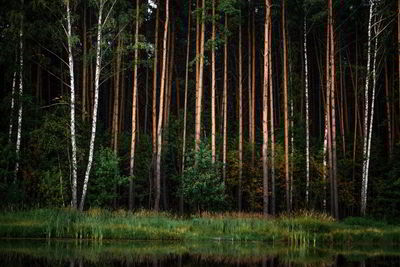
[{"xmin": 0, "ymin": 208, "xmax": 399, "ymax": 245}]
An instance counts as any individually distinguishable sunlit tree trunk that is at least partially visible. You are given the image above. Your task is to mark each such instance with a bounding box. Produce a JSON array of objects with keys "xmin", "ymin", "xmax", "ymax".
[
  {"xmin": 211, "ymin": 0, "xmax": 216, "ymax": 163},
  {"xmin": 263, "ymin": 0, "xmax": 270, "ymax": 215},
  {"xmin": 15, "ymin": 0, "xmax": 24, "ymax": 181},
  {"xmin": 282, "ymin": 0, "xmax": 290, "ymax": 212},
  {"xmin": 238, "ymin": 11, "xmax": 243, "ymax": 211},
  {"xmin": 152, "ymin": 6, "xmax": 159, "ymax": 159},
  {"xmin": 66, "ymin": 0, "xmax": 78, "ymax": 209},
  {"xmin": 155, "ymin": 0, "xmax": 169, "ymax": 211},
  {"xmin": 112, "ymin": 34, "xmax": 122, "ymax": 153},
  {"xmin": 80, "ymin": 0, "xmax": 116, "ymax": 211},
  {"xmin": 223, "ymin": 13, "xmax": 228, "ymax": 183},
  {"xmin": 195, "ymin": 0, "xmax": 205, "ymax": 152},
  {"xmin": 268, "ymin": 4, "xmax": 275, "ymax": 215},
  {"xmin": 129, "ymin": 0, "xmax": 140, "ymax": 211}
]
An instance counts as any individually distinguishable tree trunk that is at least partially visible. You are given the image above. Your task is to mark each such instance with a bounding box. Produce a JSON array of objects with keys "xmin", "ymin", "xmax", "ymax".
[
  {"xmin": 304, "ymin": 14, "xmax": 310, "ymax": 206},
  {"xmin": 8, "ymin": 71, "xmax": 17, "ymax": 144},
  {"xmin": 80, "ymin": 0, "xmax": 114, "ymax": 211},
  {"xmin": 144, "ymin": 53, "xmax": 149, "ymax": 134},
  {"xmin": 211, "ymin": 0, "xmax": 216, "ymax": 163},
  {"xmin": 385, "ymin": 60, "xmax": 392, "ymax": 159},
  {"xmin": 282, "ymin": 0, "xmax": 290, "ymax": 212},
  {"xmin": 223, "ymin": 13, "xmax": 228, "ymax": 183},
  {"xmin": 361, "ymin": 1, "xmax": 374, "ymax": 216},
  {"xmin": 195, "ymin": 0, "xmax": 205, "ymax": 152},
  {"xmin": 252, "ymin": 8, "xmax": 256, "ymax": 166},
  {"xmin": 66, "ymin": 0, "xmax": 78, "ymax": 209},
  {"xmin": 129, "ymin": 0, "xmax": 140, "ymax": 211},
  {"xmin": 238, "ymin": 11, "xmax": 243, "ymax": 211},
  {"xmin": 248, "ymin": 4, "xmax": 252, "ymax": 163},
  {"xmin": 329, "ymin": 0, "xmax": 339, "ymax": 219},
  {"xmin": 262, "ymin": 0, "xmax": 270, "ymax": 215},
  {"xmin": 15, "ymin": 0, "xmax": 24, "ymax": 181},
  {"xmin": 112, "ymin": 34, "xmax": 122, "ymax": 153},
  {"xmin": 268, "ymin": 6, "xmax": 275, "ymax": 215},
  {"xmin": 152, "ymin": 6, "xmax": 159, "ymax": 159},
  {"xmin": 82, "ymin": 1, "xmax": 87, "ymax": 121},
  {"xmin": 155, "ymin": 0, "xmax": 169, "ymax": 211},
  {"xmin": 363, "ymin": 9, "xmax": 380, "ymax": 216},
  {"xmin": 181, "ymin": 0, "xmax": 191, "ymax": 214}
]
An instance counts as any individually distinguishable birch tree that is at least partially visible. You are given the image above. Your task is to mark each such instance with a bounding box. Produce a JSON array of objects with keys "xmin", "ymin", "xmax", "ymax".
[
  {"xmin": 304, "ymin": 9, "xmax": 310, "ymax": 206},
  {"xmin": 14, "ymin": 0, "xmax": 24, "ymax": 181},
  {"xmin": 8, "ymin": 70, "xmax": 17, "ymax": 144},
  {"xmin": 361, "ymin": 0, "xmax": 381, "ymax": 216},
  {"xmin": 79, "ymin": 0, "xmax": 117, "ymax": 211},
  {"xmin": 65, "ymin": 0, "xmax": 78, "ymax": 209}
]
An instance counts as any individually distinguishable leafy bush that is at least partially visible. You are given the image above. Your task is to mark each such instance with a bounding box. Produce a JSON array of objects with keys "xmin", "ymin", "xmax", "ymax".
[
  {"xmin": 87, "ymin": 147, "xmax": 128, "ymax": 207},
  {"xmin": 181, "ymin": 143, "xmax": 226, "ymax": 212}
]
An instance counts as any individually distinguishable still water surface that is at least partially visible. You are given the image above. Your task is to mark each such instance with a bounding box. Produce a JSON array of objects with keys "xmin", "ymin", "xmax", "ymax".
[{"xmin": 0, "ymin": 239, "xmax": 399, "ymax": 266}]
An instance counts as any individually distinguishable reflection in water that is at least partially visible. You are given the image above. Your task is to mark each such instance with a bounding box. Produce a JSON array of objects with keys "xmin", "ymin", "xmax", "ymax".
[{"xmin": 0, "ymin": 239, "xmax": 399, "ymax": 266}]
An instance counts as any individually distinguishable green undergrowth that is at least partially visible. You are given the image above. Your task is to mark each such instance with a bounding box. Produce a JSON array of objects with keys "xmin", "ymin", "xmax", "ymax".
[{"xmin": 0, "ymin": 208, "xmax": 399, "ymax": 246}]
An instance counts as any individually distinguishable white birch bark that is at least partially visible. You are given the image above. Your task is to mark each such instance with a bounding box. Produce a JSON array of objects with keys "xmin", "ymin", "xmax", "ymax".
[
  {"xmin": 361, "ymin": 0, "xmax": 374, "ymax": 216},
  {"xmin": 304, "ymin": 16, "xmax": 310, "ymax": 205},
  {"xmin": 15, "ymin": 2, "xmax": 24, "ymax": 181},
  {"xmin": 66, "ymin": 0, "xmax": 78, "ymax": 209},
  {"xmin": 363, "ymin": 8, "xmax": 381, "ymax": 216},
  {"xmin": 8, "ymin": 71, "xmax": 17, "ymax": 144},
  {"xmin": 79, "ymin": 0, "xmax": 115, "ymax": 211}
]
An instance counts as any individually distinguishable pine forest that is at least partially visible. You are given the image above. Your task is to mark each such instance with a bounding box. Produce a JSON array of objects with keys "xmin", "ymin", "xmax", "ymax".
[{"xmin": 1, "ymin": 0, "xmax": 400, "ymax": 221}]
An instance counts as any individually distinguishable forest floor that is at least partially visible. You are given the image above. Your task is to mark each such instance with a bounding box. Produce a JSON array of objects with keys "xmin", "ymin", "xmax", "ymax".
[{"xmin": 0, "ymin": 208, "xmax": 399, "ymax": 246}]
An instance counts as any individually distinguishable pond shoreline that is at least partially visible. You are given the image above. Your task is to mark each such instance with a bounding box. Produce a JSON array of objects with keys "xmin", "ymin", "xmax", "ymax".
[{"xmin": 1, "ymin": 208, "xmax": 399, "ymax": 246}]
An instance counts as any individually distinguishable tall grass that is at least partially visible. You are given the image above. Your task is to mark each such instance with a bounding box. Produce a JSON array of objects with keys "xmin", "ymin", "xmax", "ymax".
[{"xmin": 0, "ymin": 208, "xmax": 399, "ymax": 245}]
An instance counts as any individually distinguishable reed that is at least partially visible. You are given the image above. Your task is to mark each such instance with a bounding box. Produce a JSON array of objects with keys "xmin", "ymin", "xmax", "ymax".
[{"xmin": 0, "ymin": 209, "xmax": 399, "ymax": 245}]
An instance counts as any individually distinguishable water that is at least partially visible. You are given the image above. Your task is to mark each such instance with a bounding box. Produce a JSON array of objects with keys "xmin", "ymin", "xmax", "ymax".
[{"xmin": 0, "ymin": 239, "xmax": 399, "ymax": 266}]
